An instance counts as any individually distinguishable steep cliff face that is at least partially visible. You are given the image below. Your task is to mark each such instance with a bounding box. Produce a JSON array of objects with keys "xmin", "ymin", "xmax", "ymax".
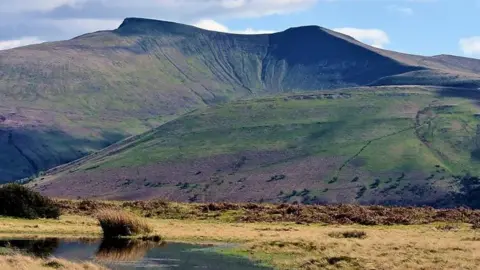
[{"xmin": 112, "ymin": 18, "xmax": 421, "ymax": 92}]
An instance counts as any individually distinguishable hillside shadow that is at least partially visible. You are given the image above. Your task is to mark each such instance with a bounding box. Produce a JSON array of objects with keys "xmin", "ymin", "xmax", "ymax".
[
  {"xmin": 436, "ymin": 87, "xmax": 480, "ymax": 102},
  {"xmin": 0, "ymin": 127, "xmax": 127, "ymax": 183}
]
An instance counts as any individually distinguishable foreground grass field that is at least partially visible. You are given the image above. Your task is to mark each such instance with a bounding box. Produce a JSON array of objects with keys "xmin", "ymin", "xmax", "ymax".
[
  {"xmin": 1, "ymin": 200, "xmax": 480, "ymax": 269},
  {"xmin": 1, "ymin": 215, "xmax": 480, "ymax": 269}
]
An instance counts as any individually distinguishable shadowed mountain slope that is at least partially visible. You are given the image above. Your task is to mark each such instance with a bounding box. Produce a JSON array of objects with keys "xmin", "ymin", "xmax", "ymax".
[{"xmin": 2, "ymin": 18, "xmax": 480, "ymax": 183}]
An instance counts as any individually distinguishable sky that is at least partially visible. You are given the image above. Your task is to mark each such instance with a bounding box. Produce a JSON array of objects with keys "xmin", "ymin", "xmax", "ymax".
[{"xmin": 0, "ymin": 0, "xmax": 479, "ymax": 58}]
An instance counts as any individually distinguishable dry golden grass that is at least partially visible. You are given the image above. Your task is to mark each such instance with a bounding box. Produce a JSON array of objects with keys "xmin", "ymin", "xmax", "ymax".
[
  {"xmin": 1, "ymin": 215, "xmax": 480, "ymax": 269},
  {"xmin": 133, "ymin": 220, "xmax": 480, "ymax": 270},
  {"xmin": 0, "ymin": 254, "xmax": 105, "ymax": 270},
  {"xmin": 96, "ymin": 210, "xmax": 153, "ymax": 238},
  {"xmin": 0, "ymin": 215, "xmax": 100, "ymax": 238},
  {"xmin": 122, "ymin": 219, "xmax": 480, "ymax": 270}
]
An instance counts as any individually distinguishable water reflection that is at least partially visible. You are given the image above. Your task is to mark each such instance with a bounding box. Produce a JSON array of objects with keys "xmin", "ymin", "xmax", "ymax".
[
  {"xmin": 0, "ymin": 238, "xmax": 59, "ymax": 258},
  {"xmin": 0, "ymin": 238, "xmax": 271, "ymax": 269},
  {"xmin": 95, "ymin": 238, "xmax": 164, "ymax": 262}
]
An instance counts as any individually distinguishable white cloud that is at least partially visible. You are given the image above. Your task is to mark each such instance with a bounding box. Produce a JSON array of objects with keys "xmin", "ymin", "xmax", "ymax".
[
  {"xmin": 194, "ymin": 19, "xmax": 230, "ymax": 32},
  {"xmin": 0, "ymin": 37, "xmax": 44, "ymax": 50},
  {"xmin": 48, "ymin": 19, "xmax": 122, "ymax": 34},
  {"xmin": 194, "ymin": 19, "xmax": 275, "ymax": 35},
  {"xmin": 459, "ymin": 37, "xmax": 480, "ymax": 56},
  {"xmin": 333, "ymin": 27, "xmax": 390, "ymax": 48}
]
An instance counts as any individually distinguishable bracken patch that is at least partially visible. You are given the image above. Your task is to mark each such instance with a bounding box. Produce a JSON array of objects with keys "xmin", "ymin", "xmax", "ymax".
[{"xmin": 57, "ymin": 199, "xmax": 480, "ymax": 226}]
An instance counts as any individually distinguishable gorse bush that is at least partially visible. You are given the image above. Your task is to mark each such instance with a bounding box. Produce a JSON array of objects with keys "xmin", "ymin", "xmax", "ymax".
[
  {"xmin": 97, "ymin": 210, "xmax": 153, "ymax": 238},
  {"xmin": 0, "ymin": 184, "xmax": 60, "ymax": 219}
]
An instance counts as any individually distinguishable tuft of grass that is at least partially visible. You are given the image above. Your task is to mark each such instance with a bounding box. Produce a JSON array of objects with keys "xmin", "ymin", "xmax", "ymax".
[
  {"xmin": 43, "ymin": 260, "xmax": 64, "ymax": 269},
  {"xmin": 436, "ymin": 223, "xmax": 460, "ymax": 231},
  {"xmin": 328, "ymin": 230, "xmax": 367, "ymax": 239},
  {"xmin": 96, "ymin": 210, "xmax": 153, "ymax": 238}
]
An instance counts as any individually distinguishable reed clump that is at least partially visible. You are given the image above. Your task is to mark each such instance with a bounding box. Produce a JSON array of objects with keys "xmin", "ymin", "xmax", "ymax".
[{"xmin": 96, "ymin": 210, "xmax": 153, "ymax": 238}]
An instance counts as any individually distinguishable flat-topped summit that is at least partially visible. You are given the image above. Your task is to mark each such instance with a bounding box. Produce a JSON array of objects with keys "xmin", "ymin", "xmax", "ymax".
[
  {"xmin": 117, "ymin": 17, "xmax": 343, "ymax": 38},
  {"xmin": 116, "ymin": 17, "xmax": 199, "ymax": 35}
]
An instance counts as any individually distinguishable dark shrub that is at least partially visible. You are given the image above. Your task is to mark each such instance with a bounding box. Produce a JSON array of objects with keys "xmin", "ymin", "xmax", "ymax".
[
  {"xmin": 0, "ymin": 184, "xmax": 60, "ymax": 219},
  {"xmin": 328, "ymin": 230, "xmax": 367, "ymax": 239}
]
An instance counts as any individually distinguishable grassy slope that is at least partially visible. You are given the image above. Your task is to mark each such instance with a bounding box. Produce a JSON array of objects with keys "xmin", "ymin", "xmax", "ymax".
[{"xmin": 35, "ymin": 86, "xmax": 480, "ymax": 205}]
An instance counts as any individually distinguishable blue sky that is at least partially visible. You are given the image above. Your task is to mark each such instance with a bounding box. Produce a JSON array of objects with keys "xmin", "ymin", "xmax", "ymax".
[{"xmin": 0, "ymin": 0, "xmax": 479, "ymax": 58}]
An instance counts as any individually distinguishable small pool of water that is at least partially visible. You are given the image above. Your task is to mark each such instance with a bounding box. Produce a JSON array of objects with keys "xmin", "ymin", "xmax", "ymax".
[{"xmin": 0, "ymin": 238, "xmax": 270, "ymax": 270}]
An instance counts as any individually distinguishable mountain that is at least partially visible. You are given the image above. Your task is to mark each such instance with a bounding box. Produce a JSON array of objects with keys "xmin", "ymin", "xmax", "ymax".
[{"xmin": 2, "ymin": 18, "xmax": 480, "ymax": 196}]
